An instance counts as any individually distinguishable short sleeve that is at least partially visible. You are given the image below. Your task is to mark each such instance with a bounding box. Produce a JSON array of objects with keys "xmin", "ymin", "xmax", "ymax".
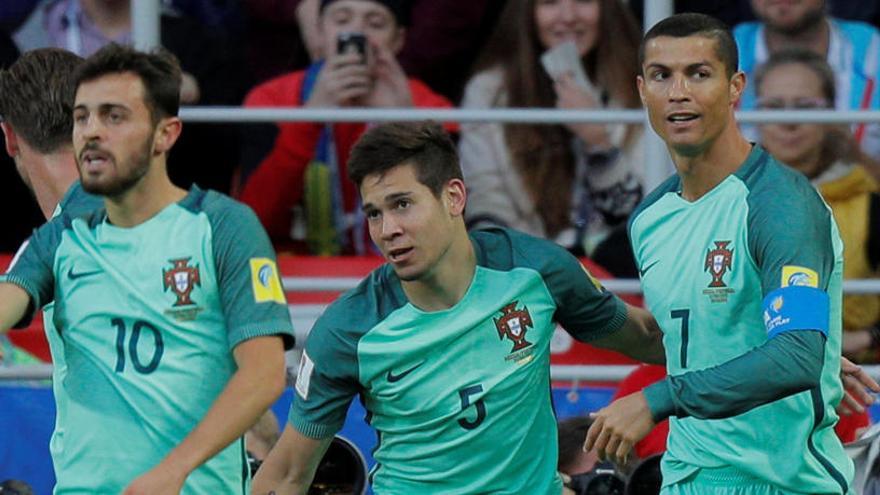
[
  {"xmin": 289, "ymin": 310, "xmax": 362, "ymax": 439},
  {"xmin": 544, "ymin": 248, "xmax": 628, "ymax": 342},
  {"xmin": 205, "ymin": 195, "xmax": 295, "ymax": 350},
  {"xmin": 1, "ymin": 219, "xmax": 65, "ymax": 327}
]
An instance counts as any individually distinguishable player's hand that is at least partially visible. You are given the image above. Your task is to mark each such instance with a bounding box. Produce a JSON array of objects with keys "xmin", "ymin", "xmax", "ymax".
[
  {"xmin": 584, "ymin": 392, "xmax": 655, "ymax": 467},
  {"xmin": 838, "ymin": 357, "xmax": 880, "ymax": 415},
  {"xmin": 364, "ymin": 42, "xmax": 413, "ymax": 108},
  {"xmin": 304, "ymin": 52, "xmax": 373, "ymax": 108},
  {"xmin": 122, "ymin": 462, "xmax": 186, "ymax": 495}
]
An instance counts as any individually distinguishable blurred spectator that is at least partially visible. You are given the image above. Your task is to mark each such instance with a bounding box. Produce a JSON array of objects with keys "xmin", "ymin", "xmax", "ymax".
[
  {"xmin": 734, "ymin": 0, "xmax": 880, "ymax": 163},
  {"xmin": 756, "ymin": 48, "xmax": 880, "ymax": 365},
  {"xmin": 0, "ymin": 32, "xmax": 44, "ymax": 252},
  {"xmin": 245, "ymin": 0, "xmax": 506, "ymax": 102},
  {"xmin": 238, "ymin": 0, "xmax": 453, "ymax": 255},
  {"xmin": 12, "ymin": 0, "xmax": 246, "ymax": 194},
  {"xmin": 458, "ymin": 0, "xmax": 644, "ymax": 275},
  {"xmin": 246, "ymin": 410, "xmax": 281, "ymax": 476}
]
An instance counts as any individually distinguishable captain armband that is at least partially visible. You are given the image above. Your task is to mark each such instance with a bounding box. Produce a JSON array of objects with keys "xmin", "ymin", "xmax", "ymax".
[{"xmin": 762, "ymin": 285, "xmax": 829, "ymax": 339}]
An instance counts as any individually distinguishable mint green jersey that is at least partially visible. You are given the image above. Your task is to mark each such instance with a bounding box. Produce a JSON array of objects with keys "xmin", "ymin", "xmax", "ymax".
[
  {"xmin": 43, "ymin": 182, "xmax": 101, "ymax": 474},
  {"xmin": 629, "ymin": 146, "xmax": 852, "ymax": 493},
  {"xmin": 2, "ymin": 186, "xmax": 294, "ymax": 494},
  {"xmin": 291, "ymin": 228, "xmax": 628, "ymax": 494}
]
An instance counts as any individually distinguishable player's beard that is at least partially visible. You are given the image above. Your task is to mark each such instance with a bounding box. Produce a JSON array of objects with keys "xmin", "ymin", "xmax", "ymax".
[{"xmin": 78, "ymin": 135, "xmax": 153, "ymax": 198}]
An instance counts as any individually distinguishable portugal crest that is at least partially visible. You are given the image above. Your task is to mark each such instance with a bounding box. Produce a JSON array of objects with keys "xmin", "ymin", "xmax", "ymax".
[
  {"xmin": 494, "ymin": 301, "xmax": 534, "ymax": 353},
  {"xmin": 704, "ymin": 241, "xmax": 733, "ymax": 288},
  {"xmin": 163, "ymin": 257, "xmax": 201, "ymax": 307}
]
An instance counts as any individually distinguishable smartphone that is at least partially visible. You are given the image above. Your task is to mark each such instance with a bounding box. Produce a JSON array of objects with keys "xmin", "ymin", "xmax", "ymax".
[{"xmin": 337, "ymin": 32, "xmax": 367, "ymax": 61}]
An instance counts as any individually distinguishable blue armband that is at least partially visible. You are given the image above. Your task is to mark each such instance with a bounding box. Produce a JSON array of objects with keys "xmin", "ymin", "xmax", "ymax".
[{"xmin": 762, "ymin": 286, "xmax": 829, "ymax": 339}]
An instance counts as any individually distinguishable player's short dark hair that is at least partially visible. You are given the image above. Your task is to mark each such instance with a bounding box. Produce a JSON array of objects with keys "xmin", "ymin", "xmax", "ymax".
[
  {"xmin": 347, "ymin": 121, "xmax": 462, "ymax": 197},
  {"xmin": 73, "ymin": 43, "xmax": 181, "ymax": 124},
  {"xmin": 639, "ymin": 13, "xmax": 739, "ymax": 78},
  {"xmin": 557, "ymin": 416, "xmax": 594, "ymax": 472},
  {"xmin": 0, "ymin": 48, "xmax": 83, "ymax": 154}
]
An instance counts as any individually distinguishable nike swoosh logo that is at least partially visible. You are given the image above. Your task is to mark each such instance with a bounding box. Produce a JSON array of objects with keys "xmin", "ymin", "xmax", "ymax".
[
  {"xmin": 639, "ymin": 260, "xmax": 659, "ymax": 277},
  {"xmin": 387, "ymin": 362, "xmax": 424, "ymax": 383},
  {"xmin": 67, "ymin": 267, "xmax": 102, "ymax": 280}
]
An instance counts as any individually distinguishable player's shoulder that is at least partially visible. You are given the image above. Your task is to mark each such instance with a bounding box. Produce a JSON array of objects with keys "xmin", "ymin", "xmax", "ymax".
[
  {"xmin": 179, "ymin": 186, "xmax": 261, "ymax": 225},
  {"xmin": 737, "ymin": 146, "xmax": 831, "ymax": 233},
  {"xmin": 309, "ymin": 265, "xmax": 408, "ymax": 348},
  {"xmin": 831, "ymin": 17, "xmax": 880, "ymax": 43},
  {"xmin": 737, "ymin": 145, "xmax": 825, "ymax": 209},
  {"xmin": 471, "ymin": 226, "xmax": 582, "ymax": 276},
  {"xmin": 628, "ymin": 173, "xmax": 681, "ymax": 231},
  {"xmin": 56, "ymin": 181, "xmax": 102, "ymax": 218}
]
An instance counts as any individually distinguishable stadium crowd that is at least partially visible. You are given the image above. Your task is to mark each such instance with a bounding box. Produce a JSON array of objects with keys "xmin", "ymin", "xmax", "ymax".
[{"xmin": 4, "ymin": 0, "xmax": 880, "ymax": 493}]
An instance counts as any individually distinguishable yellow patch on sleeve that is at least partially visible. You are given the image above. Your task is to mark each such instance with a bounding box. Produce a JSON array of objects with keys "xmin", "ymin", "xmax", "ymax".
[
  {"xmin": 781, "ymin": 265, "xmax": 819, "ymax": 288},
  {"xmin": 581, "ymin": 263, "xmax": 604, "ymax": 291},
  {"xmin": 249, "ymin": 258, "xmax": 286, "ymax": 303}
]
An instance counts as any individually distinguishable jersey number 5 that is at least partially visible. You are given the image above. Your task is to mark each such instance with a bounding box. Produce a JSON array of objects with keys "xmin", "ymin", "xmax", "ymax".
[
  {"xmin": 458, "ymin": 385, "xmax": 486, "ymax": 430},
  {"xmin": 112, "ymin": 318, "xmax": 164, "ymax": 374}
]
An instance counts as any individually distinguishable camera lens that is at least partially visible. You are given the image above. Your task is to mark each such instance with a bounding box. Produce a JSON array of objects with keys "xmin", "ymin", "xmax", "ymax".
[{"xmin": 584, "ymin": 473, "xmax": 626, "ymax": 495}]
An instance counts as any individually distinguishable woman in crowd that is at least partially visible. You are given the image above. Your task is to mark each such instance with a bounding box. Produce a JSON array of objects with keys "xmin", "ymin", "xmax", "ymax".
[
  {"xmin": 756, "ymin": 48, "xmax": 880, "ymax": 363},
  {"xmin": 458, "ymin": 0, "xmax": 645, "ymax": 274}
]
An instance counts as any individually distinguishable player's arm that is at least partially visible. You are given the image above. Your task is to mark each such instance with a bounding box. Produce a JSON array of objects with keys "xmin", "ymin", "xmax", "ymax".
[
  {"xmin": 591, "ymin": 304, "xmax": 665, "ymax": 364},
  {"xmin": 124, "ymin": 335, "xmax": 288, "ymax": 494},
  {"xmin": 0, "ymin": 283, "xmax": 31, "ymax": 334},
  {"xmin": 251, "ymin": 424, "xmax": 333, "ymax": 495}
]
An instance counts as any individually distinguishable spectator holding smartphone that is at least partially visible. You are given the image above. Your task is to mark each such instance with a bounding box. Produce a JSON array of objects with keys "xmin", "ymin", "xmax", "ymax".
[{"xmin": 239, "ymin": 0, "xmax": 453, "ymax": 255}]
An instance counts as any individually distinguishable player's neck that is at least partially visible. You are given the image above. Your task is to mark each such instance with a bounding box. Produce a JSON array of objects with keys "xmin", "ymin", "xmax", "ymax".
[
  {"xmin": 672, "ymin": 126, "xmax": 752, "ymax": 202},
  {"xmin": 401, "ymin": 229, "xmax": 476, "ymax": 312},
  {"xmin": 19, "ymin": 145, "xmax": 78, "ymax": 219},
  {"xmin": 764, "ymin": 17, "xmax": 830, "ymax": 58},
  {"xmin": 104, "ymin": 160, "xmax": 187, "ymax": 228}
]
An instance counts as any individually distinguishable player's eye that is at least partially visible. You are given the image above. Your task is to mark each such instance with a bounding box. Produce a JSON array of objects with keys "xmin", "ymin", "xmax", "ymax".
[
  {"xmin": 73, "ymin": 112, "xmax": 88, "ymax": 125},
  {"xmin": 108, "ymin": 111, "xmax": 124, "ymax": 123},
  {"xmin": 650, "ymin": 70, "xmax": 668, "ymax": 81},
  {"xmin": 365, "ymin": 208, "xmax": 381, "ymax": 220},
  {"xmin": 395, "ymin": 199, "xmax": 411, "ymax": 210}
]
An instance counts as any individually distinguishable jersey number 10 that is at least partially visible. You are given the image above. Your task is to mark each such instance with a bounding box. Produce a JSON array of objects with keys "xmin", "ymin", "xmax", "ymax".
[{"xmin": 111, "ymin": 318, "xmax": 165, "ymax": 374}]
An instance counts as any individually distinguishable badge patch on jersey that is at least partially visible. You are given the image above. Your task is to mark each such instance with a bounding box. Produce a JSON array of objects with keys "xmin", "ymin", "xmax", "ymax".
[
  {"xmin": 295, "ymin": 351, "xmax": 315, "ymax": 400},
  {"xmin": 162, "ymin": 257, "xmax": 204, "ymax": 321},
  {"xmin": 163, "ymin": 257, "xmax": 201, "ymax": 306},
  {"xmin": 494, "ymin": 301, "xmax": 536, "ymax": 364},
  {"xmin": 249, "ymin": 258, "xmax": 285, "ymax": 303},
  {"xmin": 581, "ymin": 264, "xmax": 604, "ymax": 291},
  {"xmin": 781, "ymin": 266, "xmax": 819, "ymax": 288},
  {"xmin": 702, "ymin": 240, "xmax": 736, "ymax": 303}
]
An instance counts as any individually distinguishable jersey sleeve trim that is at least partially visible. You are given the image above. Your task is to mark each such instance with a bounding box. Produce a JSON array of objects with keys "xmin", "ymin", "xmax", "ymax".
[
  {"xmin": 575, "ymin": 296, "xmax": 628, "ymax": 342},
  {"xmin": 228, "ymin": 319, "xmax": 296, "ymax": 349},
  {"xmin": 288, "ymin": 413, "xmax": 340, "ymax": 440}
]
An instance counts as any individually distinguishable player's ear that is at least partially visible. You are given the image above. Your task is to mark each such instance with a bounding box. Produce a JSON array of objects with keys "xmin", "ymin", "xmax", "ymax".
[
  {"xmin": 637, "ymin": 75, "xmax": 647, "ymax": 106},
  {"xmin": 444, "ymin": 178, "xmax": 467, "ymax": 217},
  {"xmin": 152, "ymin": 117, "xmax": 182, "ymax": 155},
  {"xmin": 729, "ymin": 71, "xmax": 746, "ymax": 105},
  {"xmin": 1, "ymin": 122, "xmax": 19, "ymax": 158}
]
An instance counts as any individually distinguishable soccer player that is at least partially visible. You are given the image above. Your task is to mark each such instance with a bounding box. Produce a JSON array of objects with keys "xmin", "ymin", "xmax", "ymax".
[
  {"xmin": 251, "ymin": 121, "xmax": 666, "ymax": 494},
  {"xmin": 0, "ymin": 44, "xmax": 295, "ymax": 493},
  {"xmin": 0, "ymin": 47, "xmax": 101, "ymax": 481},
  {"xmin": 585, "ymin": 13, "xmax": 859, "ymax": 494}
]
